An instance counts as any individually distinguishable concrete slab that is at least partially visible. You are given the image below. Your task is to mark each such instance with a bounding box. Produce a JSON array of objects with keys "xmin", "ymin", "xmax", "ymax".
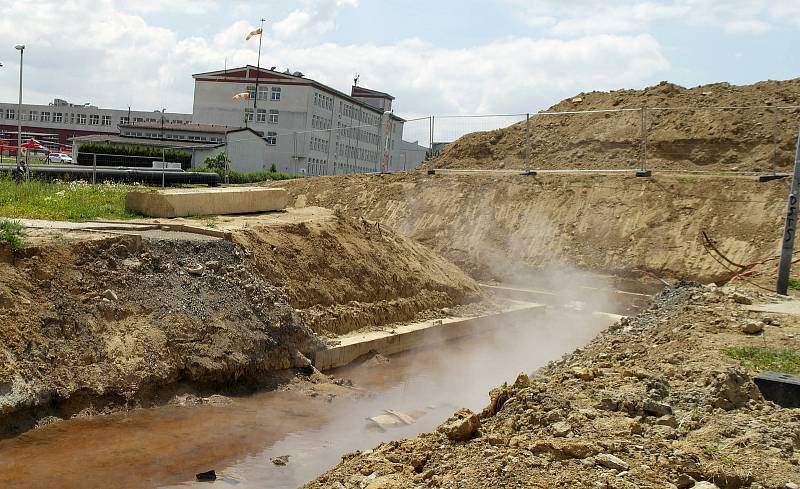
[
  {"xmin": 125, "ymin": 187, "xmax": 288, "ymax": 218},
  {"xmin": 313, "ymin": 302, "xmax": 545, "ymax": 371},
  {"xmin": 747, "ymin": 301, "xmax": 800, "ymax": 315}
]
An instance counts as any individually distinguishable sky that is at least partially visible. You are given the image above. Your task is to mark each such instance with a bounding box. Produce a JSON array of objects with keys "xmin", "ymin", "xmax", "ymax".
[{"xmin": 0, "ymin": 0, "xmax": 798, "ymax": 121}]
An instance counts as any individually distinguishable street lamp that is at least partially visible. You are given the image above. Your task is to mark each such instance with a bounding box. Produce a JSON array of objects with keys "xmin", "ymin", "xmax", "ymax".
[{"xmin": 14, "ymin": 44, "xmax": 24, "ymax": 168}]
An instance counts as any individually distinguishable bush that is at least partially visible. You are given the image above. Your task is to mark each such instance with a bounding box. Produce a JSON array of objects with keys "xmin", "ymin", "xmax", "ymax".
[
  {"xmin": 190, "ymin": 167, "xmax": 296, "ymax": 184},
  {"xmin": 0, "ymin": 219, "xmax": 25, "ymax": 252},
  {"xmin": 76, "ymin": 143, "xmax": 192, "ymax": 169},
  {"xmin": 204, "ymin": 152, "xmax": 229, "ymax": 171}
]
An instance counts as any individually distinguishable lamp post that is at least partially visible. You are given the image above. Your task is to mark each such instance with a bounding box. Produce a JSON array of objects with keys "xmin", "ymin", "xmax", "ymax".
[{"xmin": 14, "ymin": 44, "xmax": 24, "ymax": 167}]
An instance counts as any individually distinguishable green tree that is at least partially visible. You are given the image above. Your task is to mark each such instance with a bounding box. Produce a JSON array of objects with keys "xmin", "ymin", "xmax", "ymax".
[{"xmin": 204, "ymin": 152, "xmax": 229, "ymax": 171}]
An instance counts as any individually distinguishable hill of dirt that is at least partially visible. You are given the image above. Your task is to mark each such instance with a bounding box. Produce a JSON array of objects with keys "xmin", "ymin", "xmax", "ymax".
[
  {"xmin": 271, "ymin": 173, "xmax": 789, "ymax": 285},
  {"xmin": 0, "ymin": 209, "xmax": 481, "ymax": 436},
  {"xmin": 426, "ymin": 78, "xmax": 800, "ymax": 171},
  {"xmin": 304, "ymin": 283, "xmax": 800, "ymax": 488}
]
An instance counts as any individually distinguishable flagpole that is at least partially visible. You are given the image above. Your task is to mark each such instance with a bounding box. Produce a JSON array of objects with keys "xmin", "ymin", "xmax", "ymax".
[{"xmin": 254, "ymin": 18, "xmax": 265, "ymax": 112}]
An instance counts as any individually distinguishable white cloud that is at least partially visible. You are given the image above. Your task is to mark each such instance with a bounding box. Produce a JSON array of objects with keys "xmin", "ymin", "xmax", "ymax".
[
  {"xmin": 510, "ymin": 0, "xmax": 800, "ymax": 36},
  {"xmin": 0, "ymin": 0, "xmax": 669, "ymax": 124},
  {"xmin": 273, "ymin": 0, "xmax": 359, "ymax": 41}
]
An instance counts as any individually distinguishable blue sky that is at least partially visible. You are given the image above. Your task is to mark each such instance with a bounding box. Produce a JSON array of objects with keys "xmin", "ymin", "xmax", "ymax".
[{"xmin": 0, "ymin": 0, "xmax": 797, "ymax": 120}]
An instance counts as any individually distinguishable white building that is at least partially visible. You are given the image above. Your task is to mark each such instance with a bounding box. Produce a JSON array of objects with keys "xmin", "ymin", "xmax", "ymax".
[{"xmin": 191, "ymin": 66, "xmax": 408, "ymax": 175}]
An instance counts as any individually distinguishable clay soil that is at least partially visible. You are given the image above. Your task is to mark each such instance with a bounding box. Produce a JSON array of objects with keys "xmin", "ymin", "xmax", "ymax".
[
  {"xmin": 304, "ymin": 284, "xmax": 800, "ymax": 489},
  {"xmin": 424, "ymin": 79, "xmax": 800, "ymax": 172},
  {"xmin": 0, "ymin": 208, "xmax": 481, "ymax": 436},
  {"xmin": 271, "ymin": 173, "xmax": 790, "ymax": 285}
]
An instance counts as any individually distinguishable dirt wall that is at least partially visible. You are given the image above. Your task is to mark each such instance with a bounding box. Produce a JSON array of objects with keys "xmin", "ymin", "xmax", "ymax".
[{"xmin": 273, "ymin": 173, "xmax": 790, "ymax": 284}]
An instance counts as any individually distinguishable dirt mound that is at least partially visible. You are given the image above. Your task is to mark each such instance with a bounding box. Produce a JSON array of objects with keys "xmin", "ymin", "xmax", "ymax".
[
  {"xmin": 426, "ymin": 78, "xmax": 800, "ymax": 171},
  {"xmin": 232, "ymin": 210, "xmax": 481, "ymax": 335},
  {"xmin": 0, "ymin": 235, "xmax": 321, "ymax": 436},
  {"xmin": 303, "ymin": 284, "xmax": 800, "ymax": 488},
  {"xmin": 271, "ymin": 173, "xmax": 789, "ymax": 284}
]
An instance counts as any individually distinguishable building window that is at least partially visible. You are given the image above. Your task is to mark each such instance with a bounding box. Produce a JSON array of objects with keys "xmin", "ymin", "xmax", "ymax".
[
  {"xmin": 256, "ymin": 108, "xmax": 266, "ymax": 123},
  {"xmin": 271, "ymin": 87, "xmax": 281, "ymax": 101},
  {"xmin": 244, "ymin": 108, "xmax": 254, "ymax": 122},
  {"xmin": 89, "ymin": 114, "xmax": 100, "ymax": 125},
  {"xmin": 247, "ymin": 85, "xmax": 256, "ymax": 99},
  {"xmin": 29, "ymin": 111, "xmax": 38, "ymax": 121},
  {"xmin": 5, "ymin": 109, "xmax": 14, "ymax": 120},
  {"xmin": 41, "ymin": 112, "xmax": 50, "ymax": 122},
  {"xmin": 269, "ymin": 109, "xmax": 278, "ymax": 124},
  {"xmin": 134, "ymin": 117, "xmax": 144, "ymax": 123},
  {"xmin": 77, "ymin": 114, "xmax": 87, "ymax": 125},
  {"xmin": 70, "ymin": 113, "xmax": 75, "ymax": 124},
  {"xmin": 257, "ymin": 85, "xmax": 269, "ymax": 100},
  {"xmin": 101, "ymin": 115, "xmax": 111, "ymax": 126},
  {"xmin": 54, "ymin": 112, "xmax": 63, "ymax": 123},
  {"xmin": 120, "ymin": 116, "xmax": 129, "ymax": 124},
  {"xmin": 266, "ymin": 132, "xmax": 277, "ymax": 145}
]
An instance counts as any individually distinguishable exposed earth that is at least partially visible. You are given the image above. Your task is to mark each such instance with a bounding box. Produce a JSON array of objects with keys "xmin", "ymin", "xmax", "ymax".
[{"xmin": 424, "ymin": 78, "xmax": 800, "ymax": 172}]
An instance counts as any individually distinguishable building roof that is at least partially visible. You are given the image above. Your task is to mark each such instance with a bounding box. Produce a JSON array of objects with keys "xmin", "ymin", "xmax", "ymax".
[
  {"xmin": 70, "ymin": 134, "xmax": 221, "ymax": 149},
  {"xmin": 352, "ymin": 86, "xmax": 395, "ymax": 101},
  {"xmin": 119, "ymin": 122, "xmax": 245, "ymax": 134},
  {"xmin": 192, "ymin": 65, "xmax": 406, "ymax": 122}
]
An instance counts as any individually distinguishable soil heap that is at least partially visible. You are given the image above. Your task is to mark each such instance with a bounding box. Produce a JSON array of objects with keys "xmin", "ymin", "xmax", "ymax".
[
  {"xmin": 425, "ymin": 79, "xmax": 800, "ymax": 171},
  {"xmin": 304, "ymin": 284, "xmax": 800, "ymax": 488}
]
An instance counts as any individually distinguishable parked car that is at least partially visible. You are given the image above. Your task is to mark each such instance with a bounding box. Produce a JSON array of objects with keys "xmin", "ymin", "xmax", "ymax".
[{"xmin": 47, "ymin": 153, "xmax": 73, "ymax": 164}]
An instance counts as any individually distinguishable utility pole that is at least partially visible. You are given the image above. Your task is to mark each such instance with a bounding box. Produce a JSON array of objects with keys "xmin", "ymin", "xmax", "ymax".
[
  {"xmin": 253, "ymin": 18, "xmax": 266, "ymax": 113},
  {"xmin": 776, "ymin": 130, "xmax": 800, "ymax": 295},
  {"xmin": 15, "ymin": 44, "xmax": 24, "ymax": 168}
]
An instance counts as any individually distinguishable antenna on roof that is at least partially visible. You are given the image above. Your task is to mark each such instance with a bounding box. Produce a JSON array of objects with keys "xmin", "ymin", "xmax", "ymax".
[{"xmin": 354, "ymin": 73, "xmax": 360, "ymax": 87}]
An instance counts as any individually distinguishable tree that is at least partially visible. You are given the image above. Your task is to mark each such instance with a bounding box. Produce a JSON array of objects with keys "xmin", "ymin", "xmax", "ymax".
[{"xmin": 204, "ymin": 152, "xmax": 229, "ymax": 171}]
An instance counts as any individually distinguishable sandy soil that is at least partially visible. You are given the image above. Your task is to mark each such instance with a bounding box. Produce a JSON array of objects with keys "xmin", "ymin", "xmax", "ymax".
[
  {"xmin": 303, "ymin": 284, "xmax": 800, "ymax": 489},
  {"xmin": 424, "ymin": 79, "xmax": 800, "ymax": 172},
  {"xmin": 271, "ymin": 173, "xmax": 790, "ymax": 284}
]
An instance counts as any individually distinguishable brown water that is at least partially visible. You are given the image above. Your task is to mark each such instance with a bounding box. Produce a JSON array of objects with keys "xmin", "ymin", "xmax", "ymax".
[{"xmin": 0, "ymin": 309, "xmax": 614, "ymax": 489}]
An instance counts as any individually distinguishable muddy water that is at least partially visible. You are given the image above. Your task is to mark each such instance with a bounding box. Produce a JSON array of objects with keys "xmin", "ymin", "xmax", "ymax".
[{"xmin": 0, "ymin": 309, "xmax": 613, "ymax": 489}]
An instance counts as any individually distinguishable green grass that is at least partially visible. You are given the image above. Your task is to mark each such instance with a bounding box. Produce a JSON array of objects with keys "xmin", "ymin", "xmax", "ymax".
[
  {"xmin": 723, "ymin": 347, "xmax": 800, "ymax": 374},
  {"xmin": 0, "ymin": 176, "xmax": 138, "ymax": 221},
  {"xmin": 0, "ymin": 219, "xmax": 25, "ymax": 251},
  {"xmin": 788, "ymin": 278, "xmax": 800, "ymax": 291},
  {"xmin": 677, "ymin": 177, "xmax": 694, "ymax": 184}
]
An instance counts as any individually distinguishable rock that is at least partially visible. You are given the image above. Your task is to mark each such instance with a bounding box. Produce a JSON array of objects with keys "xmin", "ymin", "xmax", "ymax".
[
  {"xmin": 187, "ymin": 264, "xmax": 204, "ymax": 276},
  {"xmin": 710, "ymin": 367, "xmax": 762, "ymax": 410},
  {"xmin": 786, "ymin": 484, "xmax": 799, "ymax": 489},
  {"xmin": 676, "ymin": 473, "xmax": 696, "ymax": 489},
  {"xmin": 572, "ymin": 367, "xmax": 598, "ymax": 380},
  {"xmin": 691, "ymin": 483, "xmax": 719, "ymax": 489},
  {"xmin": 643, "ymin": 399, "xmax": 673, "ymax": 417},
  {"xmin": 196, "ymin": 470, "xmax": 216, "ymax": 482},
  {"xmin": 551, "ymin": 421, "xmax": 572, "ymax": 437},
  {"xmin": 271, "ymin": 455, "xmax": 290, "ymax": 466},
  {"xmin": 596, "ymin": 453, "xmax": 629, "ymax": 471},
  {"xmin": 731, "ymin": 293, "xmax": 753, "ymax": 305},
  {"xmin": 655, "ymin": 415, "xmax": 678, "ymax": 428},
  {"xmin": 204, "ymin": 260, "xmax": 221, "ymax": 271},
  {"xmin": 741, "ymin": 320, "xmax": 764, "ymax": 335},
  {"xmin": 438, "ymin": 408, "xmax": 480, "ymax": 442},
  {"xmin": 101, "ymin": 289, "xmax": 118, "ymax": 301}
]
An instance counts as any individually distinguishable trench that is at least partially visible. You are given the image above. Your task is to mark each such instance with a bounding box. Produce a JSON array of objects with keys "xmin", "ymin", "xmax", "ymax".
[{"xmin": 0, "ymin": 292, "xmax": 646, "ymax": 489}]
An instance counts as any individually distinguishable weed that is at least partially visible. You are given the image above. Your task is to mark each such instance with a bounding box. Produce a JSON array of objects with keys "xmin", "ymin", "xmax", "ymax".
[
  {"xmin": 0, "ymin": 219, "xmax": 25, "ymax": 251},
  {"xmin": 205, "ymin": 221, "xmax": 218, "ymax": 229},
  {"xmin": 333, "ymin": 206, "xmax": 345, "ymax": 219},
  {"xmin": 677, "ymin": 177, "xmax": 693, "ymax": 184},
  {"xmin": 0, "ymin": 176, "xmax": 139, "ymax": 221},
  {"xmin": 723, "ymin": 347, "xmax": 800, "ymax": 374},
  {"xmin": 788, "ymin": 278, "xmax": 800, "ymax": 291},
  {"xmin": 702, "ymin": 445, "xmax": 718, "ymax": 457}
]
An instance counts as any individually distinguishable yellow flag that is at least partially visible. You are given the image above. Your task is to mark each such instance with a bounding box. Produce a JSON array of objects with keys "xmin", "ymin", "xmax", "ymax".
[
  {"xmin": 233, "ymin": 92, "xmax": 251, "ymax": 100},
  {"xmin": 245, "ymin": 27, "xmax": 263, "ymax": 41}
]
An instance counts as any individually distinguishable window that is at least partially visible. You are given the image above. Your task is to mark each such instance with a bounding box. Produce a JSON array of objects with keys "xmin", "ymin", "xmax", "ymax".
[
  {"xmin": 120, "ymin": 116, "xmax": 129, "ymax": 124},
  {"xmin": 134, "ymin": 117, "xmax": 144, "ymax": 123},
  {"xmin": 29, "ymin": 111, "xmax": 38, "ymax": 122},
  {"xmin": 77, "ymin": 114, "xmax": 87, "ymax": 125},
  {"xmin": 101, "ymin": 115, "xmax": 111, "ymax": 126},
  {"xmin": 244, "ymin": 108, "xmax": 254, "ymax": 122},
  {"xmin": 246, "ymin": 85, "xmax": 256, "ymax": 99},
  {"xmin": 266, "ymin": 132, "xmax": 277, "ymax": 145},
  {"xmin": 41, "ymin": 112, "xmax": 50, "ymax": 122},
  {"xmin": 269, "ymin": 110, "xmax": 278, "ymax": 124},
  {"xmin": 271, "ymin": 87, "xmax": 281, "ymax": 101},
  {"xmin": 256, "ymin": 108, "xmax": 266, "ymax": 123},
  {"xmin": 257, "ymin": 85, "xmax": 269, "ymax": 100},
  {"xmin": 5, "ymin": 109, "xmax": 14, "ymax": 120},
  {"xmin": 89, "ymin": 114, "xmax": 100, "ymax": 125},
  {"xmin": 70, "ymin": 113, "xmax": 75, "ymax": 124},
  {"xmin": 54, "ymin": 112, "xmax": 63, "ymax": 123}
]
